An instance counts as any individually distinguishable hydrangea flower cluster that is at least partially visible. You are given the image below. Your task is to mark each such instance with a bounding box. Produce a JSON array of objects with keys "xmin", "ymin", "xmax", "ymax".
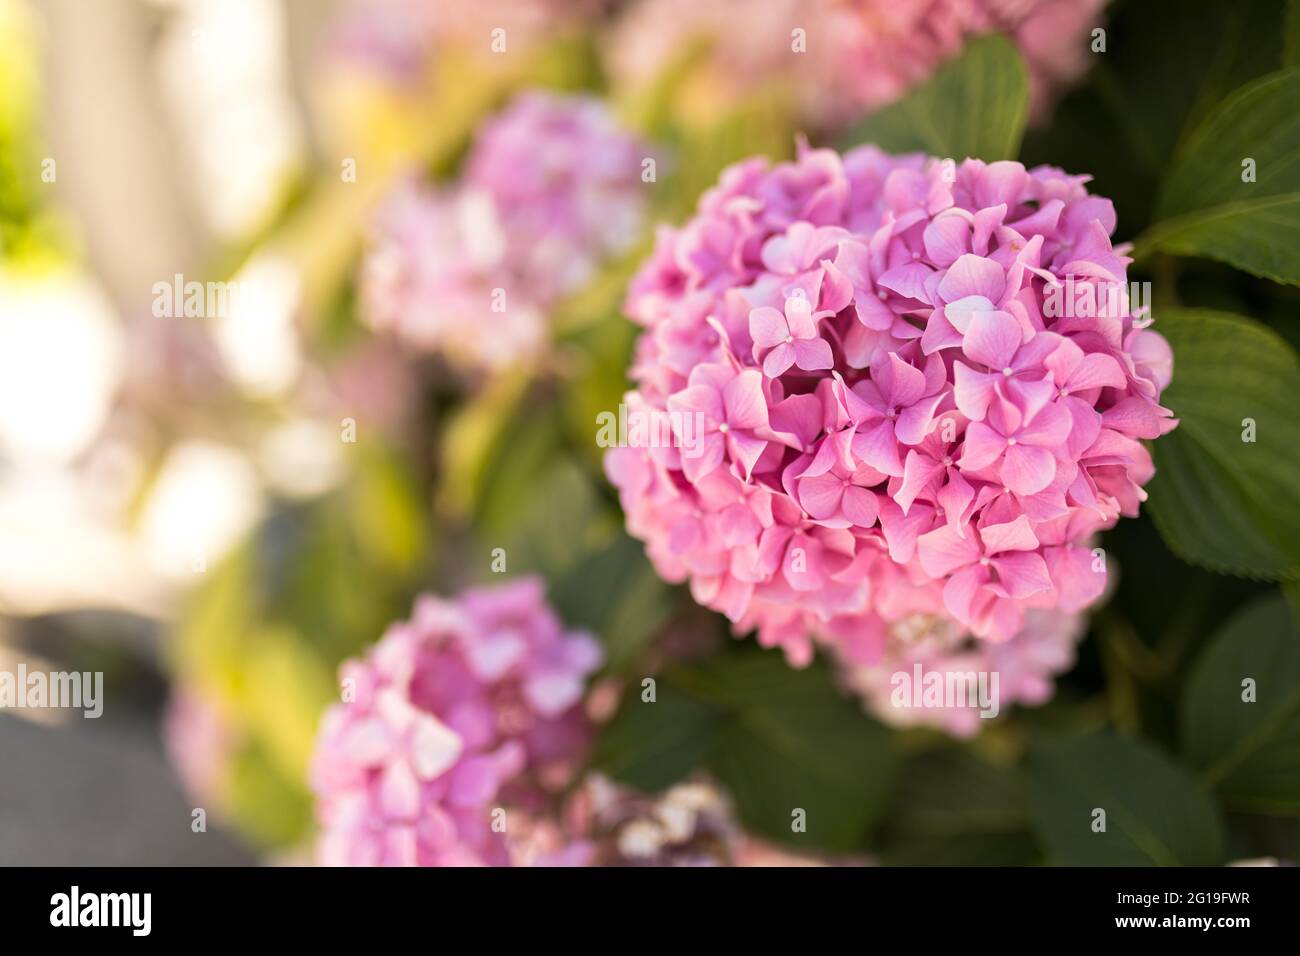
[
  {"xmin": 310, "ymin": 577, "xmax": 603, "ymax": 866},
  {"xmin": 605, "ymin": 143, "xmax": 1175, "ymax": 682},
  {"xmin": 361, "ymin": 92, "xmax": 650, "ymax": 372},
  {"xmin": 609, "ymin": 0, "xmax": 1105, "ymax": 127}
]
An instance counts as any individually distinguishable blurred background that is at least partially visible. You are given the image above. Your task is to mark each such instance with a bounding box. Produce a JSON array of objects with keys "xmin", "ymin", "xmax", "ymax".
[
  {"xmin": 0, "ymin": 0, "xmax": 358, "ymax": 864},
  {"xmin": 2, "ymin": 0, "xmax": 1297, "ymax": 866}
]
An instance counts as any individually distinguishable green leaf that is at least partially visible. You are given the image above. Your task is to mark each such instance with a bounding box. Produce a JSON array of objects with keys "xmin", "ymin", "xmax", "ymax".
[
  {"xmin": 1021, "ymin": 0, "xmax": 1285, "ymax": 237},
  {"xmin": 550, "ymin": 535, "xmax": 676, "ymax": 673},
  {"xmin": 841, "ymin": 34, "xmax": 1028, "ymax": 161},
  {"xmin": 593, "ymin": 680, "xmax": 722, "ymax": 792},
  {"xmin": 1183, "ymin": 594, "xmax": 1300, "ymax": 813},
  {"xmin": 474, "ymin": 450, "xmax": 676, "ymax": 670},
  {"xmin": 437, "ymin": 372, "xmax": 537, "ymax": 520},
  {"xmin": 596, "ymin": 646, "xmax": 897, "ymax": 853},
  {"xmin": 1029, "ymin": 732, "xmax": 1225, "ymax": 866},
  {"xmin": 1146, "ymin": 309, "xmax": 1300, "ymax": 579},
  {"xmin": 1141, "ymin": 69, "xmax": 1300, "ymax": 283},
  {"xmin": 879, "ymin": 749, "xmax": 1041, "ymax": 865}
]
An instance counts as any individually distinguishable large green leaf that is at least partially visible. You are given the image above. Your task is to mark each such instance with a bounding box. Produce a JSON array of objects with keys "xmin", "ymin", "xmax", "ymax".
[
  {"xmin": 1146, "ymin": 309, "xmax": 1300, "ymax": 579},
  {"xmin": 1183, "ymin": 594, "xmax": 1300, "ymax": 813},
  {"xmin": 1029, "ymin": 733, "xmax": 1225, "ymax": 866},
  {"xmin": 474, "ymin": 449, "xmax": 676, "ymax": 671},
  {"xmin": 842, "ymin": 34, "xmax": 1028, "ymax": 161},
  {"xmin": 596, "ymin": 646, "xmax": 897, "ymax": 852},
  {"xmin": 1141, "ymin": 69, "xmax": 1300, "ymax": 283},
  {"xmin": 1022, "ymin": 0, "xmax": 1285, "ymax": 237},
  {"xmin": 593, "ymin": 679, "xmax": 722, "ymax": 792},
  {"xmin": 879, "ymin": 749, "xmax": 1041, "ymax": 865},
  {"xmin": 549, "ymin": 535, "xmax": 676, "ymax": 673}
]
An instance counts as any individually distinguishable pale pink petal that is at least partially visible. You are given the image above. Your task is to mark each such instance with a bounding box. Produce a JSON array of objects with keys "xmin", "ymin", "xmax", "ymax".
[
  {"xmin": 799, "ymin": 472, "xmax": 846, "ymax": 519},
  {"xmin": 962, "ymin": 309, "xmax": 1022, "ymax": 370},
  {"xmin": 762, "ymin": 342, "xmax": 796, "ymax": 378},
  {"xmin": 979, "ymin": 515, "xmax": 1039, "ymax": 555},
  {"xmin": 918, "ymin": 524, "xmax": 981, "ymax": 578},
  {"xmin": 957, "ymin": 421, "xmax": 1006, "ymax": 470},
  {"xmin": 937, "ymin": 254, "xmax": 1006, "ymax": 303},
  {"xmin": 851, "ymin": 419, "xmax": 904, "ymax": 476},
  {"xmin": 990, "ymin": 552, "xmax": 1054, "ymax": 599},
  {"xmin": 792, "ymin": 336, "xmax": 834, "ymax": 371},
  {"xmin": 723, "ymin": 369, "xmax": 770, "ymax": 429},
  {"xmin": 749, "ymin": 306, "xmax": 789, "ymax": 348},
  {"xmin": 1000, "ymin": 442, "xmax": 1056, "ymax": 495}
]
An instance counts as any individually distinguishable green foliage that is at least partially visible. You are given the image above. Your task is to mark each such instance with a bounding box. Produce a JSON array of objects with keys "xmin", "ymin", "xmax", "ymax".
[
  {"xmin": 1029, "ymin": 733, "xmax": 1225, "ymax": 866},
  {"xmin": 879, "ymin": 749, "xmax": 1041, "ymax": 865},
  {"xmin": 596, "ymin": 646, "xmax": 897, "ymax": 852},
  {"xmin": 1023, "ymin": 0, "xmax": 1286, "ymax": 238},
  {"xmin": 1183, "ymin": 595, "xmax": 1300, "ymax": 813},
  {"xmin": 843, "ymin": 34, "xmax": 1028, "ymax": 161},
  {"xmin": 1145, "ymin": 310, "xmax": 1300, "ymax": 580},
  {"xmin": 1142, "ymin": 70, "xmax": 1300, "ymax": 284}
]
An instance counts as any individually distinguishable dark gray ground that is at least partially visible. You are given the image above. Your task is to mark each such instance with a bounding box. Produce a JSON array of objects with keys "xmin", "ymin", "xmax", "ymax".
[{"xmin": 0, "ymin": 713, "xmax": 253, "ymax": 866}]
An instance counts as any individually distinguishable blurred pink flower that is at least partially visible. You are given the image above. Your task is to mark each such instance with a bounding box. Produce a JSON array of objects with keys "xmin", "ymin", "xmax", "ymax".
[
  {"xmin": 327, "ymin": 0, "xmax": 611, "ymax": 83},
  {"xmin": 360, "ymin": 92, "xmax": 651, "ymax": 373},
  {"xmin": 607, "ymin": 0, "xmax": 1105, "ymax": 126},
  {"xmin": 605, "ymin": 142, "xmax": 1174, "ymax": 680},
  {"xmin": 165, "ymin": 688, "xmax": 235, "ymax": 807},
  {"xmin": 310, "ymin": 577, "xmax": 603, "ymax": 866}
]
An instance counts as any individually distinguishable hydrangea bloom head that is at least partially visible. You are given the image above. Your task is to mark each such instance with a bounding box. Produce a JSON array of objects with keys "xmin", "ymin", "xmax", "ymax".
[
  {"xmin": 606, "ymin": 143, "xmax": 1175, "ymax": 674},
  {"xmin": 360, "ymin": 92, "xmax": 650, "ymax": 372},
  {"xmin": 310, "ymin": 577, "xmax": 603, "ymax": 866}
]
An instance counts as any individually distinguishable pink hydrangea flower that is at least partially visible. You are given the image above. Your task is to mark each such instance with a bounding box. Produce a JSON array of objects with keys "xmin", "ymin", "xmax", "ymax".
[
  {"xmin": 310, "ymin": 577, "xmax": 603, "ymax": 866},
  {"xmin": 360, "ymin": 180, "xmax": 545, "ymax": 372},
  {"xmin": 608, "ymin": 0, "xmax": 1105, "ymax": 127},
  {"xmin": 360, "ymin": 92, "xmax": 651, "ymax": 372},
  {"xmin": 606, "ymin": 143, "xmax": 1175, "ymax": 677},
  {"xmin": 464, "ymin": 93, "xmax": 651, "ymax": 302}
]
